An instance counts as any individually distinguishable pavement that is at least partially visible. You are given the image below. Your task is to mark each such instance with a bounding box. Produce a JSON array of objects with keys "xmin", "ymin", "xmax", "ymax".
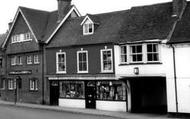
[{"xmin": 0, "ymin": 100, "xmax": 179, "ymax": 119}]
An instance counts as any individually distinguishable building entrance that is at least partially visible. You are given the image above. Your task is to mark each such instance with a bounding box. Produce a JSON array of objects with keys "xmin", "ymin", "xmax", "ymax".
[
  {"xmin": 85, "ymin": 81, "xmax": 96, "ymax": 109},
  {"xmin": 50, "ymin": 81, "xmax": 59, "ymax": 105}
]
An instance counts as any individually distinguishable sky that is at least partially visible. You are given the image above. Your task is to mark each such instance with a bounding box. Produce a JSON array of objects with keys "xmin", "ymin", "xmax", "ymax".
[{"xmin": 0, "ymin": 0, "xmax": 172, "ymax": 34}]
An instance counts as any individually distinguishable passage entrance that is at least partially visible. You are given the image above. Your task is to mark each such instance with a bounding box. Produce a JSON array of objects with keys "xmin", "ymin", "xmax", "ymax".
[
  {"xmin": 129, "ymin": 77, "xmax": 167, "ymax": 113},
  {"xmin": 85, "ymin": 81, "xmax": 96, "ymax": 109},
  {"xmin": 50, "ymin": 81, "xmax": 59, "ymax": 105}
]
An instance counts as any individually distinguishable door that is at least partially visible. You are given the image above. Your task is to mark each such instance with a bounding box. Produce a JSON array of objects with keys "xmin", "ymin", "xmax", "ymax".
[
  {"xmin": 50, "ymin": 81, "xmax": 59, "ymax": 105},
  {"xmin": 85, "ymin": 81, "xmax": 96, "ymax": 109}
]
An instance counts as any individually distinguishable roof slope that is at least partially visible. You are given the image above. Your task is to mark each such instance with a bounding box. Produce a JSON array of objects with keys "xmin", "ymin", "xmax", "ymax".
[
  {"xmin": 119, "ymin": 2, "xmax": 175, "ymax": 43},
  {"xmin": 47, "ymin": 10, "xmax": 130, "ymax": 48},
  {"xmin": 169, "ymin": 2, "xmax": 190, "ymax": 43}
]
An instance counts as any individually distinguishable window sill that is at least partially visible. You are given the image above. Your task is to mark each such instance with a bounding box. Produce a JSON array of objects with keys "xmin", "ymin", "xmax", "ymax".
[
  {"xmin": 29, "ymin": 90, "xmax": 38, "ymax": 92},
  {"xmin": 119, "ymin": 62, "xmax": 162, "ymax": 66},
  {"xmin": 59, "ymin": 97, "xmax": 85, "ymax": 100},
  {"xmin": 96, "ymin": 99, "xmax": 126, "ymax": 102},
  {"xmin": 100, "ymin": 71, "xmax": 114, "ymax": 74}
]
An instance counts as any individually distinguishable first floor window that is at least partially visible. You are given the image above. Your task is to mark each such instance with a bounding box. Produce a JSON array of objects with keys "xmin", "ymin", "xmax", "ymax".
[
  {"xmin": 77, "ymin": 51, "xmax": 88, "ymax": 73},
  {"xmin": 130, "ymin": 45, "xmax": 143, "ymax": 62},
  {"xmin": 34, "ymin": 55, "xmax": 40, "ymax": 64},
  {"xmin": 147, "ymin": 44, "xmax": 159, "ymax": 62},
  {"xmin": 16, "ymin": 56, "xmax": 22, "ymax": 65},
  {"xmin": 29, "ymin": 79, "xmax": 38, "ymax": 91},
  {"xmin": 0, "ymin": 79, "xmax": 5, "ymax": 89},
  {"xmin": 60, "ymin": 81, "xmax": 85, "ymax": 99},
  {"xmin": 11, "ymin": 56, "xmax": 16, "ymax": 66},
  {"xmin": 96, "ymin": 81, "xmax": 126, "ymax": 101},
  {"xmin": 56, "ymin": 52, "xmax": 66, "ymax": 73},
  {"xmin": 101, "ymin": 49, "xmax": 113, "ymax": 72},
  {"xmin": 8, "ymin": 79, "xmax": 15, "ymax": 90},
  {"xmin": 27, "ymin": 56, "xmax": 32, "ymax": 64},
  {"xmin": 120, "ymin": 45, "xmax": 127, "ymax": 63}
]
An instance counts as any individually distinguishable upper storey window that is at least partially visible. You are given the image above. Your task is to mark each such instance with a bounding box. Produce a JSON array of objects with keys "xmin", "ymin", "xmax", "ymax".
[
  {"xmin": 11, "ymin": 32, "xmax": 32, "ymax": 43},
  {"xmin": 101, "ymin": 47, "xmax": 113, "ymax": 73},
  {"xmin": 81, "ymin": 16, "xmax": 94, "ymax": 35}
]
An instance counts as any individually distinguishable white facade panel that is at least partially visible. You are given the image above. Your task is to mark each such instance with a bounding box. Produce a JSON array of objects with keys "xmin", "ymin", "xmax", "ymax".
[
  {"xmin": 59, "ymin": 99, "xmax": 85, "ymax": 108},
  {"xmin": 96, "ymin": 101, "xmax": 126, "ymax": 112}
]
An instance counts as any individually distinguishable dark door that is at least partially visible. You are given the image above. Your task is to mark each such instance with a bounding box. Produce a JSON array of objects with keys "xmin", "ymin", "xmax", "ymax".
[
  {"xmin": 50, "ymin": 81, "xmax": 59, "ymax": 105},
  {"xmin": 85, "ymin": 81, "xmax": 96, "ymax": 109}
]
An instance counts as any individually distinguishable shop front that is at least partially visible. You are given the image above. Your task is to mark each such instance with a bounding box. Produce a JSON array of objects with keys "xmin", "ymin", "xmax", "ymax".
[{"xmin": 49, "ymin": 78, "xmax": 128, "ymax": 112}]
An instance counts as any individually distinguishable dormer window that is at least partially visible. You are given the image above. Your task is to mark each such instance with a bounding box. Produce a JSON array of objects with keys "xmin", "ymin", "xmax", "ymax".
[{"xmin": 83, "ymin": 23, "xmax": 94, "ymax": 35}]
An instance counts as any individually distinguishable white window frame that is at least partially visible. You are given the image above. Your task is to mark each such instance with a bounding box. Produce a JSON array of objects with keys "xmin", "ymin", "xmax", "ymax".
[
  {"xmin": 130, "ymin": 44, "xmax": 143, "ymax": 63},
  {"xmin": 83, "ymin": 23, "xmax": 94, "ymax": 35},
  {"xmin": 17, "ymin": 56, "xmax": 22, "ymax": 65},
  {"xmin": 27, "ymin": 56, "xmax": 32, "ymax": 64},
  {"xmin": 11, "ymin": 56, "xmax": 16, "ymax": 66},
  {"xmin": 8, "ymin": 79, "xmax": 15, "ymax": 90},
  {"xmin": 100, "ymin": 48, "xmax": 113, "ymax": 73},
  {"xmin": 24, "ymin": 32, "xmax": 32, "ymax": 41},
  {"xmin": 34, "ymin": 55, "xmax": 40, "ymax": 64},
  {"xmin": 146, "ymin": 43, "xmax": 160, "ymax": 63},
  {"xmin": 29, "ymin": 79, "xmax": 38, "ymax": 91},
  {"xmin": 77, "ymin": 50, "xmax": 88, "ymax": 73},
  {"xmin": 56, "ymin": 52, "xmax": 66, "ymax": 74},
  {"xmin": 120, "ymin": 45, "xmax": 128, "ymax": 64}
]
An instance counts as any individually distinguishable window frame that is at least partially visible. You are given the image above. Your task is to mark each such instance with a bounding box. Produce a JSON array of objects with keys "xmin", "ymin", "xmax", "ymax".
[
  {"xmin": 11, "ymin": 56, "xmax": 16, "ymax": 66},
  {"xmin": 56, "ymin": 52, "xmax": 66, "ymax": 74},
  {"xmin": 77, "ymin": 50, "xmax": 88, "ymax": 73},
  {"xmin": 146, "ymin": 43, "xmax": 160, "ymax": 63},
  {"xmin": 120, "ymin": 45, "xmax": 128, "ymax": 64},
  {"xmin": 83, "ymin": 23, "xmax": 94, "ymax": 35},
  {"xmin": 17, "ymin": 56, "xmax": 23, "ymax": 65},
  {"xmin": 8, "ymin": 79, "xmax": 15, "ymax": 90},
  {"xmin": 130, "ymin": 44, "xmax": 143, "ymax": 63},
  {"xmin": 29, "ymin": 79, "xmax": 38, "ymax": 91},
  {"xmin": 27, "ymin": 56, "xmax": 32, "ymax": 65},
  {"xmin": 100, "ymin": 48, "xmax": 113, "ymax": 73},
  {"xmin": 34, "ymin": 55, "xmax": 40, "ymax": 64}
]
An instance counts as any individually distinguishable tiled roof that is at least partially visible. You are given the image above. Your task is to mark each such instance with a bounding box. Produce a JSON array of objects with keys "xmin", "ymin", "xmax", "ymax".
[
  {"xmin": 0, "ymin": 33, "xmax": 6, "ymax": 47},
  {"xmin": 169, "ymin": 2, "xmax": 190, "ymax": 43},
  {"xmin": 47, "ymin": 2, "xmax": 176, "ymax": 48},
  {"xmin": 119, "ymin": 2, "xmax": 176, "ymax": 43}
]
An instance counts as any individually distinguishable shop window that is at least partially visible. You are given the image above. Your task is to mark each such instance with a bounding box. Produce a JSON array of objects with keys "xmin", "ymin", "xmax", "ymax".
[
  {"xmin": 29, "ymin": 78, "xmax": 38, "ymax": 91},
  {"xmin": 60, "ymin": 81, "xmax": 85, "ymax": 99},
  {"xmin": 77, "ymin": 50, "xmax": 88, "ymax": 73},
  {"xmin": 147, "ymin": 44, "xmax": 159, "ymax": 62},
  {"xmin": 101, "ymin": 49, "xmax": 113, "ymax": 72},
  {"xmin": 56, "ymin": 52, "xmax": 66, "ymax": 73},
  {"xmin": 96, "ymin": 81, "xmax": 126, "ymax": 101},
  {"xmin": 130, "ymin": 45, "xmax": 143, "ymax": 63}
]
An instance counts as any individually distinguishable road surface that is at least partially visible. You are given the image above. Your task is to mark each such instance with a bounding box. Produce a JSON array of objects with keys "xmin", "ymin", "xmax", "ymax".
[{"xmin": 0, "ymin": 105, "xmax": 119, "ymax": 119}]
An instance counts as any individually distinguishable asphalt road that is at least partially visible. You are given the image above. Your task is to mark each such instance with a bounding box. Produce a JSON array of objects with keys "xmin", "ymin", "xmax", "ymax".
[{"xmin": 0, "ymin": 105, "xmax": 119, "ymax": 119}]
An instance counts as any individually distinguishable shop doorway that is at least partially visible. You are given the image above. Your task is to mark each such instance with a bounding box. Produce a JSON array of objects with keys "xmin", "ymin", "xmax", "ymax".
[
  {"xmin": 129, "ymin": 77, "xmax": 167, "ymax": 113},
  {"xmin": 50, "ymin": 81, "xmax": 59, "ymax": 105},
  {"xmin": 85, "ymin": 81, "xmax": 96, "ymax": 109}
]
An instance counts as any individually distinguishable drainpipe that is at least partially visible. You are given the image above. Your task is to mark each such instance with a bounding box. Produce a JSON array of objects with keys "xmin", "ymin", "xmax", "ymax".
[{"xmin": 171, "ymin": 44, "xmax": 178, "ymax": 113}]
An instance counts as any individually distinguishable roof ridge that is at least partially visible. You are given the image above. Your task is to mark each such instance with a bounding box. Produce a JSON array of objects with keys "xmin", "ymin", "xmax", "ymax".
[{"xmin": 19, "ymin": 6, "xmax": 50, "ymax": 13}]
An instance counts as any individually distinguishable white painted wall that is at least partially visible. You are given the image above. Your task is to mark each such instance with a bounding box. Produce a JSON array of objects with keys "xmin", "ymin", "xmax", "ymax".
[
  {"xmin": 114, "ymin": 44, "xmax": 178, "ymax": 113},
  {"xmin": 96, "ymin": 101, "xmax": 126, "ymax": 112},
  {"xmin": 174, "ymin": 44, "xmax": 190, "ymax": 113},
  {"xmin": 59, "ymin": 99, "xmax": 85, "ymax": 108}
]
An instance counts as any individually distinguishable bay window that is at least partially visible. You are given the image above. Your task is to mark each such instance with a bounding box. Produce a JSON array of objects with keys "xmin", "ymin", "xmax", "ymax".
[
  {"xmin": 130, "ymin": 45, "xmax": 143, "ymax": 62},
  {"xmin": 147, "ymin": 44, "xmax": 159, "ymax": 62}
]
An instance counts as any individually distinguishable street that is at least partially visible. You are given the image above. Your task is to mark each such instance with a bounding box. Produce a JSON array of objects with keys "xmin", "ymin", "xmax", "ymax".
[{"xmin": 0, "ymin": 105, "xmax": 119, "ymax": 119}]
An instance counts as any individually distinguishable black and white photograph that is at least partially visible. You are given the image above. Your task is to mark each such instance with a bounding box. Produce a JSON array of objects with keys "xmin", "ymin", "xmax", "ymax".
[{"xmin": 0, "ymin": 0, "xmax": 189, "ymax": 118}]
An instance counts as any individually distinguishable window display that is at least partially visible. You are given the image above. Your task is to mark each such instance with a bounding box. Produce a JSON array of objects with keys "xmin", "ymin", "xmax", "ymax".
[
  {"xmin": 60, "ymin": 81, "xmax": 85, "ymax": 99},
  {"xmin": 97, "ymin": 81, "xmax": 126, "ymax": 101}
]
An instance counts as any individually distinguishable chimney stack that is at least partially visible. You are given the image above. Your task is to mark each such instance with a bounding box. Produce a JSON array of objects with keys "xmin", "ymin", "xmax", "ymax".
[
  {"xmin": 173, "ymin": 0, "xmax": 187, "ymax": 17},
  {"xmin": 57, "ymin": 0, "xmax": 71, "ymax": 22}
]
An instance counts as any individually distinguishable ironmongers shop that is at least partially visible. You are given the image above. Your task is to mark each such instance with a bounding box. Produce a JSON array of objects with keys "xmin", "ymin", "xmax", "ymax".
[{"xmin": 49, "ymin": 77, "xmax": 128, "ymax": 112}]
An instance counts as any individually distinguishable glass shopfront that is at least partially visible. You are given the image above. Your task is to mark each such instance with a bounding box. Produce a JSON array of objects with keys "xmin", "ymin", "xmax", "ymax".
[
  {"xmin": 96, "ymin": 81, "xmax": 126, "ymax": 101},
  {"xmin": 60, "ymin": 81, "xmax": 85, "ymax": 99}
]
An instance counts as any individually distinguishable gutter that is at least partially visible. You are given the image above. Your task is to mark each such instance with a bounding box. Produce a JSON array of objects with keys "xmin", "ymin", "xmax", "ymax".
[{"xmin": 171, "ymin": 44, "xmax": 178, "ymax": 113}]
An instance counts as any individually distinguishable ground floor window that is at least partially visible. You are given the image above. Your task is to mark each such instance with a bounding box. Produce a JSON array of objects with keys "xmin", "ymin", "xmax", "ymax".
[
  {"xmin": 8, "ymin": 79, "xmax": 15, "ymax": 90},
  {"xmin": 0, "ymin": 78, "xmax": 5, "ymax": 89},
  {"xmin": 60, "ymin": 81, "xmax": 85, "ymax": 99},
  {"xmin": 29, "ymin": 78, "xmax": 38, "ymax": 91},
  {"xmin": 96, "ymin": 81, "xmax": 126, "ymax": 101}
]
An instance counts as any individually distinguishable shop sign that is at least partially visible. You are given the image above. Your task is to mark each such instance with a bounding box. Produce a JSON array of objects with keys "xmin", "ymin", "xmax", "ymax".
[{"xmin": 9, "ymin": 70, "xmax": 32, "ymax": 75}]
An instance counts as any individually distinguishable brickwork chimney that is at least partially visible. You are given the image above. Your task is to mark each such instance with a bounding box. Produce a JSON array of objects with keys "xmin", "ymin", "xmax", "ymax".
[
  {"xmin": 57, "ymin": 0, "xmax": 71, "ymax": 22},
  {"xmin": 173, "ymin": 0, "xmax": 186, "ymax": 17}
]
